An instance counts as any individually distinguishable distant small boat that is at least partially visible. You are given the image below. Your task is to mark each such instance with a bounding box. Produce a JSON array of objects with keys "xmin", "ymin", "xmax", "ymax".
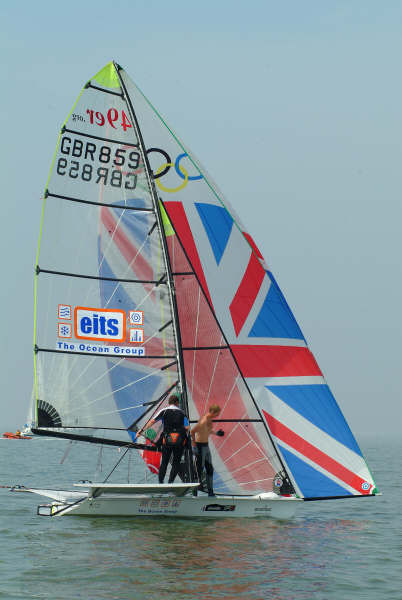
[{"xmin": 3, "ymin": 432, "xmax": 32, "ymax": 440}]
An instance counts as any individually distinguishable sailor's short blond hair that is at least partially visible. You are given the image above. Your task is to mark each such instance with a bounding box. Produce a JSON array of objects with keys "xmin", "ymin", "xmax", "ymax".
[{"xmin": 209, "ymin": 404, "xmax": 221, "ymax": 415}]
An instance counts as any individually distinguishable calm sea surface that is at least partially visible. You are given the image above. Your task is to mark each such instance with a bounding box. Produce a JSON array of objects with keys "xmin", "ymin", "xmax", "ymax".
[{"xmin": 0, "ymin": 435, "xmax": 400, "ymax": 600}]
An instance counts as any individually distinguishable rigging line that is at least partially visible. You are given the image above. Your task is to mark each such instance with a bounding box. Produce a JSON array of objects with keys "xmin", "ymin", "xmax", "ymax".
[
  {"xmin": 217, "ymin": 376, "xmax": 238, "ymax": 419},
  {"xmin": 171, "ymin": 229, "xmax": 176, "ymax": 272},
  {"xmin": 215, "ymin": 458, "xmax": 269, "ymax": 483},
  {"xmin": 188, "ymin": 418, "xmax": 263, "ymax": 423},
  {"xmin": 141, "ymin": 326, "xmax": 174, "ymax": 350},
  {"xmin": 62, "ymin": 126, "xmax": 139, "ymax": 148},
  {"xmin": 201, "ymin": 340, "xmax": 224, "ymax": 415},
  {"xmin": 156, "ymin": 229, "xmax": 172, "ymax": 389},
  {"xmin": 102, "ymin": 243, "xmax": 166, "ymax": 317},
  {"xmin": 97, "ymin": 204, "xmax": 127, "ymax": 274},
  {"xmin": 183, "ymin": 345, "xmax": 229, "ymax": 351},
  {"xmin": 161, "ymin": 360, "xmax": 177, "ymax": 371},
  {"xmin": 230, "ymin": 477, "xmax": 273, "ymax": 487},
  {"xmin": 127, "ymin": 381, "xmax": 178, "ymax": 429},
  {"xmin": 133, "ymin": 281, "xmax": 160, "ymax": 310},
  {"xmin": 190, "ymin": 284, "xmax": 202, "ymax": 399},
  {"xmin": 216, "ymin": 414, "xmax": 247, "ymax": 452},
  {"xmin": 213, "ymin": 477, "xmax": 274, "ymax": 492},
  {"xmin": 71, "ymin": 355, "xmax": 125, "ymax": 396},
  {"xmin": 103, "ymin": 446, "xmax": 131, "ymax": 483},
  {"xmin": 238, "ymin": 421, "xmax": 273, "ymax": 462},
  {"xmin": 66, "ymin": 350, "xmax": 107, "ymax": 390},
  {"xmin": 95, "ymin": 446, "xmax": 103, "ymax": 477},
  {"xmin": 47, "ymin": 192, "xmax": 154, "ymax": 211},
  {"xmin": 66, "ymin": 369, "xmax": 157, "ymax": 414},
  {"xmin": 101, "ymin": 234, "xmax": 151, "ymax": 308},
  {"xmin": 90, "ymin": 402, "xmax": 158, "ymax": 419},
  {"xmin": 159, "ymin": 320, "xmax": 173, "ymax": 333},
  {"xmin": 148, "ymin": 221, "xmax": 157, "ymax": 236}
]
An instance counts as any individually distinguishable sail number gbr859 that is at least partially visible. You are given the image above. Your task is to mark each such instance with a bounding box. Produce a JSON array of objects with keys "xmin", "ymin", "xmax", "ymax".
[{"xmin": 56, "ymin": 136, "xmax": 140, "ymax": 189}]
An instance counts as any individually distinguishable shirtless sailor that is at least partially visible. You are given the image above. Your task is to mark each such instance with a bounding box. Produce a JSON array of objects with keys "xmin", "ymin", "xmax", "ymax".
[{"xmin": 190, "ymin": 404, "xmax": 224, "ymax": 497}]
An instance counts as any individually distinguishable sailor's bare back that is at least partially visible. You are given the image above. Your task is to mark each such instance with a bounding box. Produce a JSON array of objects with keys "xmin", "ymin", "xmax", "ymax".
[{"xmin": 191, "ymin": 405, "xmax": 221, "ymax": 444}]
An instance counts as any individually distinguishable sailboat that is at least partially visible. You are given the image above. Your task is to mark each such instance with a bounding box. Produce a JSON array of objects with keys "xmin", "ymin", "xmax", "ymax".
[{"xmin": 25, "ymin": 61, "xmax": 378, "ymax": 518}]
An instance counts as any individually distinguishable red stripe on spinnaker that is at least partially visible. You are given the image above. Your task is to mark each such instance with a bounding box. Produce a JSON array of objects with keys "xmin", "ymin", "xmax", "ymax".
[
  {"xmin": 262, "ymin": 410, "xmax": 371, "ymax": 495},
  {"xmin": 230, "ymin": 253, "xmax": 265, "ymax": 336},
  {"xmin": 164, "ymin": 201, "xmax": 213, "ymax": 308},
  {"xmin": 242, "ymin": 232, "xmax": 263, "ymax": 259},
  {"xmin": 231, "ymin": 345, "xmax": 322, "ymax": 377},
  {"xmin": 101, "ymin": 207, "xmax": 153, "ymax": 282}
]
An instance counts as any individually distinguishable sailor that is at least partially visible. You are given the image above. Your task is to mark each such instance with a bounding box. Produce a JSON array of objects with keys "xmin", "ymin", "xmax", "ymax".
[
  {"xmin": 137, "ymin": 395, "xmax": 189, "ymax": 485},
  {"xmin": 191, "ymin": 404, "xmax": 224, "ymax": 497}
]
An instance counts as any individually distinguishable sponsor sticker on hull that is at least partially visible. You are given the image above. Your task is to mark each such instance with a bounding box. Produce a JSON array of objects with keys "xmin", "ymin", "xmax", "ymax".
[{"xmin": 202, "ymin": 504, "xmax": 236, "ymax": 512}]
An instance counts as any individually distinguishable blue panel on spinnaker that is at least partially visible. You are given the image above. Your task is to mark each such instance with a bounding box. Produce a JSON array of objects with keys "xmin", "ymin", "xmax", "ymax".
[
  {"xmin": 249, "ymin": 272, "xmax": 304, "ymax": 339},
  {"xmin": 195, "ymin": 203, "xmax": 233, "ymax": 265},
  {"xmin": 99, "ymin": 252, "xmax": 162, "ymax": 429},
  {"xmin": 99, "ymin": 254, "xmax": 142, "ymax": 315},
  {"xmin": 267, "ymin": 385, "xmax": 362, "ymax": 456},
  {"xmin": 106, "ymin": 360, "xmax": 161, "ymax": 429},
  {"xmin": 112, "ymin": 202, "xmax": 151, "ymax": 248},
  {"xmin": 278, "ymin": 444, "xmax": 352, "ymax": 498}
]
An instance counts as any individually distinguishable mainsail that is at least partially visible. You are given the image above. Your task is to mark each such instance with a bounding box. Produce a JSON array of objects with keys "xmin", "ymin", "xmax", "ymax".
[{"xmin": 33, "ymin": 61, "xmax": 377, "ymax": 500}]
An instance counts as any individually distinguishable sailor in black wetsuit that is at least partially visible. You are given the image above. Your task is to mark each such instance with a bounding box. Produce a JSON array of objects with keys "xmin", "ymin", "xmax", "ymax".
[
  {"xmin": 190, "ymin": 404, "xmax": 224, "ymax": 497},
  {"xmin": 137, "ymin": 395, "xmax": 189, "ymax": 484}
]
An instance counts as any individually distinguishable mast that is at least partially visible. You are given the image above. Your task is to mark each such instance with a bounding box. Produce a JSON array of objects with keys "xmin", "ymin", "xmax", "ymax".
[{"xmin": 115, "ymin": 63, "xmax": 194, "ymax": 481}]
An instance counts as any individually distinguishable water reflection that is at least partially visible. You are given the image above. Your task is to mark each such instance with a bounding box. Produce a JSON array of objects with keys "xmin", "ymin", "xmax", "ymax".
[{"xmin": 80, "ymin": 515, "xmax": 369, "ymax": 600}]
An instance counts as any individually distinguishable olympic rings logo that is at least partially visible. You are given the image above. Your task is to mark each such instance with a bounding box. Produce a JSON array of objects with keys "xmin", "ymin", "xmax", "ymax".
[{"xmin": 146, "ymin": 148, "xmax": 203, "ymax": 193}]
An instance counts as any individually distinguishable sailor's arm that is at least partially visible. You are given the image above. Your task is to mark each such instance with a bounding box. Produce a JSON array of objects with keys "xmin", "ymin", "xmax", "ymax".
[
  {"xmin": 136, "ymin": 417, "xmax": 156, "ymax": 438},
  {"xmin": 190, "ymin": 422, "xmax": 200, "ymax": 445}
]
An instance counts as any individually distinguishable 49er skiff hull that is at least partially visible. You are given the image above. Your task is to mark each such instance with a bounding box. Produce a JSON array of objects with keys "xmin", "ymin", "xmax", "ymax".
[{"xmin": 31, "ymin": 483, "xmax": 301, "ymax": 519}]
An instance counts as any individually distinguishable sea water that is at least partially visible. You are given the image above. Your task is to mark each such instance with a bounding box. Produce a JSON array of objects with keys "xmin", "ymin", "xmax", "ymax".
[{"xmin": 0, "ymin": 435, "xmax": 400, "ymax": 600}]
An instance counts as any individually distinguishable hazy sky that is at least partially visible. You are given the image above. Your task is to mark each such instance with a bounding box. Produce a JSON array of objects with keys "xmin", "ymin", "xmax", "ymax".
[{"xmin": 1, "ymin": 0, "xmax": 401, "ymax": 436}]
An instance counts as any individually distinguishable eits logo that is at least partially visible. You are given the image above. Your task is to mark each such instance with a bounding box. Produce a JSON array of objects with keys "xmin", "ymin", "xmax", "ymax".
[{"xmin": 74, "ymin": 307, "xmax": 126, "ymax": 342}]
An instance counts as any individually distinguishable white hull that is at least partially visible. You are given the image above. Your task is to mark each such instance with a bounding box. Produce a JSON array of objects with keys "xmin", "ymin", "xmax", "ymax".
[{"xmin": 34, "ymin": 484, "xmax": 300, "ymax": 519}]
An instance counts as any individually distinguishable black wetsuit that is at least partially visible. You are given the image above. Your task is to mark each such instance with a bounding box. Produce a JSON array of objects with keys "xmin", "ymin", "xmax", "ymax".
[
  {"xmin": 154, "ymin": 406, "xmax": 188, "ymax": 484},
  {"xmin": 195, "ymin": 442, "xmax": 214, "ymax": 496}
]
